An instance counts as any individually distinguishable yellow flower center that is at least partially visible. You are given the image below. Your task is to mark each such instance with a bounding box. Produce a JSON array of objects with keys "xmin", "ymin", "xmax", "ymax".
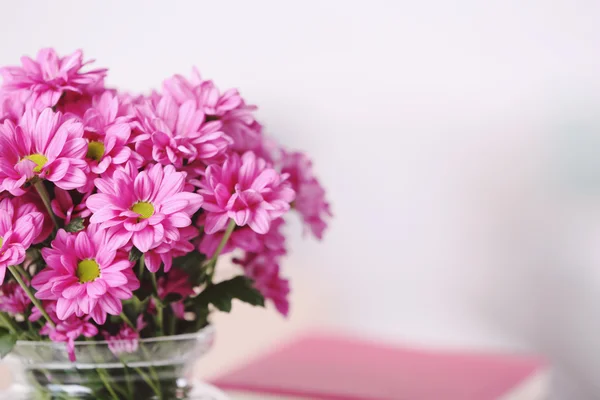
[
  {"xmin": 0, "ymin": 237, "xmax": 3, "ymax": 248},
  {"xmin": 131, "ymin": 201, "xmax": 155, "ymax": 219},
  {"xmin": 86, "ymin": 141, "xmax": 105, "ymax": 162},
  {"xmin": 76, "ymin": 259, "xmax": 100, "ymax": 283},
  {"xmin": 25, "ymin": 154, "xmax": 48, "ymax": 173}
]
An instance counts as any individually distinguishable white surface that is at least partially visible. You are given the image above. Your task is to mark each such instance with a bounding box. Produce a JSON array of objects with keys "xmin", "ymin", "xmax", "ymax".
[
  {"xmin": 501, "ymin": 370, "xmax": 549, "ymax": 400},
  {"xmin": 199, "ymin": 276, "xmax": 550, "ymax": 399},
  {"xmin": 1, "ymin": 1, "xmax": 600, "ymax": 363}
]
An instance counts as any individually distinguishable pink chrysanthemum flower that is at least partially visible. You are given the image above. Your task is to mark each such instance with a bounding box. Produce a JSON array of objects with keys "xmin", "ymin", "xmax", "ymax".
[
  {"xmin": 199, "ymin": 217, "xmax": 286, "ymax": 258},
  {"xmin": 0, "ymin": 197, "xmax": 44, "ymax": 284},
  {"xmin": 80, "ymin": 91, "xmax": 140, "ymax": 175},
  {"xmin": 0, "ymin": 90, "xmax": 26, "ymax": 123},
  {"xmin": 29, "ymin": 300, "xmax": 56, "ymax": 323},
  {"xmin": 103, "ymin": 315, "xmax": 146, "ymax": 355},
  {"xmin": 281, "ymin": 151, "xmax": 331, "ymax": 239},
  {"xmin": 0, "ymin": 281, "xmax": 31, "ymax": 315},
  {"xmin": 133, "ymin": 94, "xmax": 232, "ymax": 169},
  {"xmin": 220, "ymin": 103, "xmax": 264, "ymax": 153},
  {"xmin": 32, "ymin": 225, "xmax": 140, "ymax": 324},
  {"xmin": 55, "ymin": 92, "xmax": 94, "ymax": 119},
  {"xmin": 0, "ymin": 48, "xmax": 107, "ymax": 110},
  {"xmin": 163, "ymin": 69, "xmax": 243, "ymax": 116},
  {"xmin": 144, "ymin": 226, "xmax": 197, "ymax": 273},
  {"xmin": 0, "ymin": 108, "xmax": 88, "ymax": 196},
  {"xmin": 51, "ymin": 188, "xmax": 92, "ymax": 225},
  {"xmin": 198, "ymin": 152, "xmax": 295, "ymax": 235},
  {"xmin": 79, "ymin": 91, "xmax": 130, "ymax": 127},
  {"xmin": 234, "ymin": 252, "xmax": 290, "ymax": 316},
  {"xmin": 11, "ymin": 193, "xmax": 53, "ymax": 244},
  {"xmin": 84, "ymin": 123, "xmax": 134, "ymax": 177},
  {"xmin": 162, "ymin": 70, "xmax": 265, "ymax": 155},
  {"xmin": 40, "ymin": 312, "xmax": 98, "ymax": 362},
  {"xmin": 87, "ymin": 163, "xmax": 203, "ymax": 252}
]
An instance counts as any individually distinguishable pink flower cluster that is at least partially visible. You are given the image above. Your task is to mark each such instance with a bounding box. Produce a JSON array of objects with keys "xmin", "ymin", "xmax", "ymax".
[
  {"xmin": 0, "ymin": 281, "xmax": 31, "ymax": 315},
  {"xmin": 103, "ymin": 315, "xmax": 146, "ymax": 356},
  {"xmin": 0, "ymin": 197, "xmax": 45, "ymax": 282},
  {"xmin": 0, "ymin": 48, "xmax": 330, "ymax": 352},
  {"xmin": 198, "ymin": 152, "xmax": 295, "ymax": 235},
  {"xmin": 230, "ymin": 218, "xmax": 291, "ymax": 315},
  {"xmin": 32, "ymin": 226, "xmax": 139, "ymax": 324},
  {"xmin": 281, "ymin": 151, "xmax": 332, "ymax": 240}
]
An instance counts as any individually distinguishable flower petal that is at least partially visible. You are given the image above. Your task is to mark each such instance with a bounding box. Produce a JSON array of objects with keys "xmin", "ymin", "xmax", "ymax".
[
  {"xmin": 56, "ymin": 298, "xmax": 77, "ymax": 320},
  {"xmin": 87, "ymin": 279, "xmax": 107, "ymax": 297},
  {"xmin": 204, "ymin": 213, "xmax": 229, "ymax": 234},
  {"xmin": 132, "ymin": 228, "xmax": 154, "ymax": 252},
  {"xmin": 101, "ymin": 272, "xmax": 128, "ymax": 287},
  {"xmin": 74, "ymin": 232, "xmax": 94, "ymax": 259},
  {"xmin": 99, "ymin": 294, "xmax": 122, "ymax": 316},
  {"xmin": 248, "ymin": 208, "xmax": 271, "ymax": 234},
  {"xmin": 62, "ymin": 283, "xmax": 86, "ymax": 299},
  {"xmin": 134, "ymin": 171, "xmax": 153, "ymax": 201}
]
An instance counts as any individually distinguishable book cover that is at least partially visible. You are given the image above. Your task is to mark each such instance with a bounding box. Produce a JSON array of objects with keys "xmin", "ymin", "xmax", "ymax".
[{"xmin": 212, "ymin": 334, "xmax": 544, "ymax": 400}]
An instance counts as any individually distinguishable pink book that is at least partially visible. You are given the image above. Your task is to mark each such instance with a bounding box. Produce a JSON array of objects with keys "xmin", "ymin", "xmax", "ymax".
[{"xmin": 212, "ymin": 334, "xmax": 544, "ymax": 400}]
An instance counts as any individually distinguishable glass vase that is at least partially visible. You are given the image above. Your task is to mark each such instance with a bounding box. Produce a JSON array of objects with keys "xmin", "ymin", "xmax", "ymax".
[{"xmin": 0, "ymin": 326, "xmax": 227, "ymax": 400}]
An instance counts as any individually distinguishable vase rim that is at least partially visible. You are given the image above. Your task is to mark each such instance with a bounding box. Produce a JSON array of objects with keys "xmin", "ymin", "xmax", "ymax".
[{"xmin": 14, "ymin": 324, "xmax": 214, "ymax": 348}]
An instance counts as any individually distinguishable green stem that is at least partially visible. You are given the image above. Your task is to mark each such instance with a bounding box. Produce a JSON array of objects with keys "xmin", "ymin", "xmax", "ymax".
[
  {"xmin": 119, "ymin": 312, "xmax": 157, "ymax": 398},
  {"xmin": 149, "ymin": 271, "xmax": 159, "ymax": 297},
  {"xmin": 156, "ymin": 303, "xmax": 164, "ymax": 335},
  {"xmin": 27, "ymin": 370, "xmax": 51, "ymax": 399},
  {"xmin": 96, "ymin": 367, "xmax": 120, "ymax": 400},
  {"xmin": 120, "ymin": 313, "xmax": 163, "ymax": 398},
  {"xmin": 149, "ymin": 272, "xmax": 165, "ymax": 335},
  {"xmin": 120, "ymin": 360, "xmax": 134, "ymax": 400},
  {"xmin": 15, "ymin": 264, "xmax": 31, "ymax": 281},
  {"xmin": 139, "ymin": 344, "xmax": 163, "ymax": 399},
  {"xmin": 85, "ymin": 338, "xmax": 127, "ymax": 400},
  {"xmin": 27, "ymin": 320, "xmax": 41, "ymax": 340},
  {"xmin": 168, "ymin": 312, "xmax": 176, "ymax": 335},
  {"xmin": 205, "ymin": 219, "xmax": 236, "ymax": 283},
  {"xmin": 0, "ymin": 312, "xmax": 18, "ymax": 335},
  {"xmin": 33, "ymin": 180, "xmax": 60, "ymax": 230},
  {"xmin": 8, "ymin": 266, "xmax": 55, "ymax": 328},
  {"xmin": 133, "ymin": 366, "xmax": 161, "ymax": 398},
  {"xmin": 138, "ymin": 254, "xmax": 145, "ymax": 278},
  {"xmin": 208, "ymin": 219, "xmax": 236, "ymax": 266},
  {"xmin": 120, "ymin": 312, "xmax": 135, "ymax": 329}
]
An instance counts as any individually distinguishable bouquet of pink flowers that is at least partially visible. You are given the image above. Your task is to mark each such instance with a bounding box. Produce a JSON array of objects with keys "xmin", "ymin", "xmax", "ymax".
[{"xmin": 0, "ymin": 48, "xmax": 330, "ymax": 399}]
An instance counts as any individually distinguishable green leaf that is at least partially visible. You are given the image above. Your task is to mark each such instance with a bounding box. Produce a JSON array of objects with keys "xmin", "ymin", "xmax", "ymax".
[
  {"xmin": 0, "ymin": 328, "xmax": 17, "ymax": 359},
  {"xmin": 173, "ymin": 250, "xmax": 208, "ymax": 284},
  {"xmin": 195, "ymin": 305, "xmax": 210, "ymax": 329},
  {"xmin": 210, "ymin": 296, "xmax": 233, "ymax": 312},
  {"xmin": 195, "ymin": 276, "xmax": 265, "ymax": 313},
  {"xmin": 174, "ymin": 250, "xmax": 206, "ymax": 270},
  {"xmin": 64, "ymin": 217, "xmax": 85, "ymax": 233},
  {"xmin": 129, "ymin": 247, "xmax": 143, "ymax": 262}
]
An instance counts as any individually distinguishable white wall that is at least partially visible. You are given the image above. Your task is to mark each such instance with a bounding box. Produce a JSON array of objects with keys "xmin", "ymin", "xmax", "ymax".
[{"xmin": 2, "ymin": 0, "xmax": 600, "ymax": 351}]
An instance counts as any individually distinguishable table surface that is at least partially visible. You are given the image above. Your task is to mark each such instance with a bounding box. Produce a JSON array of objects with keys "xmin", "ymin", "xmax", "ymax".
[
  {"xmin": 198, "ymin": 268, "xmax": 550, "ymax": 400},
  {"xmin": 0, "ymin": 267, "xmax": 550, "ymax": 399}
]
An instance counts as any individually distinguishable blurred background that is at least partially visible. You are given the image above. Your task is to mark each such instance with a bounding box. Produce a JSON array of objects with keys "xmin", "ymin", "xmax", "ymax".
[{"xmin": 2, "ymin": 1, "xmax": 600, "ymax": 397}]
